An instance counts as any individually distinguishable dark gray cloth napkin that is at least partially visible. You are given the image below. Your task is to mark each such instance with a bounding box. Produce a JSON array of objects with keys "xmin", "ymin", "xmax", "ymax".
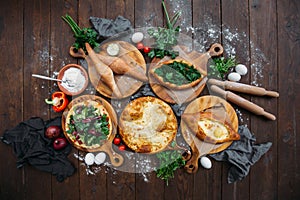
[
  {"xmin": 1, "ymin": 117, "xmax": 75, "ymax": 182},
  {"xmin": 210, "ymin": 125, "xmax": 272, "ymax": 183},
  {"xmin": 90, "ymin": 15, "xmax": 132, "ymax": 38}
]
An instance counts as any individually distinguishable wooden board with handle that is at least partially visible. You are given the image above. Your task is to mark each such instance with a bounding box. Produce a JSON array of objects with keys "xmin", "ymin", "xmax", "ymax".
[
  {"xmin": 70, "ymin": 41, "xmax": 147, "ymax": 99},
  {"xmin": 149, "ymin": 43, "xmax": 223, "ymax": 104},
  {"xmin": 180, "ymin": 95, "xmax": 239, "ymax": 173},
  {"xmin": 61, "ymin": 95, "xmax": 124, "ymax": 167}
]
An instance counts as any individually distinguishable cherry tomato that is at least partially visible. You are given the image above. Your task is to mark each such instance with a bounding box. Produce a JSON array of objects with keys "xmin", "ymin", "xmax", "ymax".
[
  {"xmin": 136, "ymin": 42, "xmax": 144, "ymax": 50},
  {"xmin": 143, "ymin": 46, "xmax": 151, "ymax": 53},
  {"xmin": 118, "ymin": 145, "xmax": 126, "ymax": 151},
  {"xmin": 113, "ymin": 137, "xmax": 121, "ymax": 145}
]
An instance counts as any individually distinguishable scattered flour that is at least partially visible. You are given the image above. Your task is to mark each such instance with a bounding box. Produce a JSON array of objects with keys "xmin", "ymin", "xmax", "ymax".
[{"xmin": 70, "ymin": 3, "xmax": 270, "ymax": 183}]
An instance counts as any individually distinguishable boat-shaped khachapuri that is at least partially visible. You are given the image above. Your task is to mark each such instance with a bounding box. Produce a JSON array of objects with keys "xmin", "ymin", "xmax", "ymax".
[{"xmin": 150, "ymin": 59, "xmax": 202, "ymax": 90}]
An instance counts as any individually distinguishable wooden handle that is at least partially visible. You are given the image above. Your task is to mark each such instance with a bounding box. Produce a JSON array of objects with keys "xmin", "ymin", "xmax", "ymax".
[
  {"xmin": 208, "ymin": 79, "xmax": 279, "ymax": 97},
  {"xmin": 69, "ymin": 46, "xmax": 86, "ymax": 59},
  {"xmin": 210, "ymin": 85, "xmax": 276, "ymax": 120},
  {"xmin": 184, "ymin": 142, "xmax": 200, "ymax": 173},
  {"xmin": 101, "ymin": 142, "xmax": 124, "ymax": 167},
  {"xmin": 208, "ymin": 43, "xmax": 224, "ymax": 57}
]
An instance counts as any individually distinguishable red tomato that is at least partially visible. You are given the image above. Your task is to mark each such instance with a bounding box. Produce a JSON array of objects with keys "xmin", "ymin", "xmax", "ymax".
[
  {"xmin": 143, "ymin": 46, "xmax": 151, "ymax": 53},
  {"xmin": 113, "ymin": 137, "xmax": 121, "ymax": 145},
  {"xmin": 136, "ymin": 42, "xmax": 144, "ymax": 50},
  {"xmin": 118, "ymin": 145, "xmax": 126, "ymax": 151}
]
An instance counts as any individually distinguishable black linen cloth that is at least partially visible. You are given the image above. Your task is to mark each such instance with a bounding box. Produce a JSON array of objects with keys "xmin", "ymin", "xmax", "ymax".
[
  {"xmin": 90, "ymin": 15, "xmax": 132, "ymax": 38},
  {"xmin": 210, "ymin": 125, "xmax": 272, "ymax": 183},
  {"xmin": 1, "ymin": 117, "xmax": 75, "ymax": 182}
]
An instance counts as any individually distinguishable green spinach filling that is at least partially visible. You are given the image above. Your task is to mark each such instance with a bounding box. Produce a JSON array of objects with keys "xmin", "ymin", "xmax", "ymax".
[
  {"xmin": 66, "ymin": 104, "xmax": 110, "ymax": 146},
  {"xmin": 154, "ymin": 61, "xmax": 201, "ymax": 86}
]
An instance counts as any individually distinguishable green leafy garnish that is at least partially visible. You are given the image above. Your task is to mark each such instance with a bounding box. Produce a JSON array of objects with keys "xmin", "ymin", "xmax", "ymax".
[
  {"xmin": 208, "ymin": 56, "xmax": 236, "ymax": 79},
  {"xmin": 154, "ymin": 61, "xmax": 201, "ymax": 85},
  {"xmin": 147, "ymin": 0, "xmax": 181, "ymax": 59},
  {"xmin": 62, "ymin": 14, "xmax": 100, "ymax": 53},
  {"xmin": 155, "ymin": 150, "xmax": 185, "ymax": 185},
  {"xmin": 66, "ymin": 105, "xmax": 109, "ymax": 146}
]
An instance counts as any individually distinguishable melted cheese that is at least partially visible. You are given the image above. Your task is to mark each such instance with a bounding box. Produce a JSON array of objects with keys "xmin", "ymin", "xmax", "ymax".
[
  {"xmin": 123, "ymin": 102, "xmax": 167, "ymax": 142},
  {"xmin": 198, "ymin": 119, "xmax": 229, "ymax": 140},
  {"xmin": 120, "ymin": 98, "xmax": 177, "ymax": 153}
]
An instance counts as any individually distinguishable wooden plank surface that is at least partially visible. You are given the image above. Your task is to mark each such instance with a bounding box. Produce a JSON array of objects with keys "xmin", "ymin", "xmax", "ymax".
[
  {"xmin": 221, "ymin": 1, "xmax": 251, "ymax": 200},
  {"xmin": 0, "ymin": 0, "xmax": 299, "ymax": 199},
  {"xmin": 0, "ymin": 0, "xmax": 24, "ymax": 199},
  {"xmin": 192, "ymin": 1, "xmax": 222, "ymax": 200},
  {"xmin": 248, "ymin": 0, "xmax": 278, "ymax": 199},
  {"xmin": 277, "ymin": 0, "xmax": 300, "ymax": 199}
]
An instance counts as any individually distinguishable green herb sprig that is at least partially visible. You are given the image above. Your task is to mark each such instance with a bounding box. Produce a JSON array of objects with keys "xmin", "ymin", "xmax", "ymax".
[
  {"xmin": 208, "ymin": 56, "xmax": 236, "ymax": 79},
  {"xmin": 62, "ymin": 14, "xmax": 100, "ymax": 53},
  {"xmin": 155, "ymin": 150, "xmax": 185, "ymax": 185},
  {"xmin": 147, "ymin": 0, "xmax": 181, "ymax": 59}
]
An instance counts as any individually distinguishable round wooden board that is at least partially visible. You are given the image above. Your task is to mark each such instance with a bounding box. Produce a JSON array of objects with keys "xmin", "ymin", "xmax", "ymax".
[
  {"xmin": 61, "ymin": 95, "xmax": 124, "ymax": 167},
  {"xmin": 180, "ymin": 95, "xmax": 238, "ymax": 173},
  {"xmin": 118, "ymin": 96, "xmax": 178, "ymax": 154},
  {"xmin": 88, "ymin": 40, "xmax": 146, "ymax": 99}
]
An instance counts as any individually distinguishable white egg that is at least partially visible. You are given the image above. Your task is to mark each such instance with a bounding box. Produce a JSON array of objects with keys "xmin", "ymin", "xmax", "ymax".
[
  {"xmin": 235, "ymin": 64, "xmax": 248, "ymax": 75},
  {"xmin": 94, "ymin": 152, "xmax": 106, "ymax": 165},
  {"xmin": 200, "ymin": 156, "xmax": 212, "ymax": 169},
  {"xmin": 84, "ymin": 153, "xmax": 95, "ymax": 166},
  {"xmin": 131, "ymin": 32, "xmax": 144, "ymax": 43},
  {"xmin": 227, "ymin": 72, "xmax": 241, "ymax": 82}
]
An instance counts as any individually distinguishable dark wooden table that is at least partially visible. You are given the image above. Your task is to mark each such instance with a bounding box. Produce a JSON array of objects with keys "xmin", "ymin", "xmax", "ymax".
[{"xmin": 0, "ymin": 0, "xmax": 299, "ymax": 199}]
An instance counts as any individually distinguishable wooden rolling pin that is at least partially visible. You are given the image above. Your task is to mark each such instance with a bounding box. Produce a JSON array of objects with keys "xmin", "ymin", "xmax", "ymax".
[
  {"xmin": 210, "ymin": 85, "xmax": 276, "ymax": 120},
  {"xmin": 208, "ymin": 79, "xmax": 279, "ymax": 97}
]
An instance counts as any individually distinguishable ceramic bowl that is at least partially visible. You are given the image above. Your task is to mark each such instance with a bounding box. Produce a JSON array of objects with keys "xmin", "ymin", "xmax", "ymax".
[{"xmin": 57, "ymin": 64, "xmax": 89, "ymax": 96}]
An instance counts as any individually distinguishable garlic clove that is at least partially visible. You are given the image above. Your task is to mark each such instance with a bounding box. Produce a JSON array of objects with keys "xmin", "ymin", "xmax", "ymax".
[
  {"xmin": 84, "ymin": 153, "xmax": 95, "ymax": 166},
  {"xmin": 228, "ymin": 72, "xmax": 241, "ymax": 82},
  {"xmin": 94, "ymin": 152, "xmax": 106, "ymax": 165},
  {"xmin": 131, "ymin": 32, "xmax": 144, "ymax": 43},
  {"xmin": 200, "ymin": 156, "xmax": 212, "ymax": 169},
  {"xmin": 235, "ymin": 64, "xmax": 248, "ymax": 75}
]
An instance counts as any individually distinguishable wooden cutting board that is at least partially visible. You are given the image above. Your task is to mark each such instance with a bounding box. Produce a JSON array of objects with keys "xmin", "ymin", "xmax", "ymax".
[
  {"xmin": 61, "ymin": 95, "xmax": 124, "ymax": 167},
  {"xmin": 149, "ymin": 43, "xmax": 223, "ymax": 104},
  {"xmin": 88, "ymin": 41, "xmax": 147, "ymax": 99},
  {"xmin": 180, "ymin": 95, "xmax": 238, "ymax": 173}
]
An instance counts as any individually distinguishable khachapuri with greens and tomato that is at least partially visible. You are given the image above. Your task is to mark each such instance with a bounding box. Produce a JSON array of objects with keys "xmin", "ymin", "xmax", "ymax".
[{"xmin": 64, "ymin": 100, "xmax": 112, "ymax": 150}]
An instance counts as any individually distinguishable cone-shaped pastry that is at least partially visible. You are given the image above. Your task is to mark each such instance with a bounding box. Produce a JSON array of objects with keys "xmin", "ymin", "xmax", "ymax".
[
  {"xmin": 85, "ymin": 43, "xmax": 122, "ymax": 98},
  {"xmin": 181, "ymin": 109, "xmax": 240, "ymax": 144},
  {"xmin": 96, "ymin": 53, "xmax": 148, "ymax": 82}
]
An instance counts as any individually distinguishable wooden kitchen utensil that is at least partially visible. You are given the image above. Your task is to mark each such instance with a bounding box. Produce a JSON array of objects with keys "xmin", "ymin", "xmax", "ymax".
[
  {"xmin": 69, "ymin": 41, "xmax": 147, "ymax": 99},
  {"xmin": 208, "ymin": 79, "xmax": 279, "ymax": 97},
  {"xmin": 149, "ymin": 43, "xmax": 224, "ymax": 104},
  {"xmin": 61, "ymin": 95, "xmax": 124, "ymax": 167},
  {"xmin": 181, "ymin": 95, "xmax": 238, "ymax": 173},
  {"xmin": 209, "ymin": 85, "xmax": 276, "ymax": 120}
]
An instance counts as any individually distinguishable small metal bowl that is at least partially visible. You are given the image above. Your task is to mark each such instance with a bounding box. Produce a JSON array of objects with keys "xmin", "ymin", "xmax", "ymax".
[{"xmin": 57, "ymin": 64, "xmax": 89, "ymax": 96}]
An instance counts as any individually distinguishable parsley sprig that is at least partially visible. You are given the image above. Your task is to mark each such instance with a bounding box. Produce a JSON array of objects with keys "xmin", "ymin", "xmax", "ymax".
[
  {"xmin": 155, "ymin": 150, "xmax": 185, "ymax": 185},
  {"xmin": 208, "ymin": 56, "xmax": 236, "ymax": 79},
  {"xmin": 62, "ymin": 14, "xmax": 100, "ymax": 53},
  {"xmin": 147, "ymin": 0, "xmax": 181, "ymax": 59}
]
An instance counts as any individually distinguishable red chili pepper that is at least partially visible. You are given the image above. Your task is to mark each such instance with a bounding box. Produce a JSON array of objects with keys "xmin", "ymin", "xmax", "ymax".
[{"xmin": 45, "ymin": 91, "xmax": 69, "ymax": 112}]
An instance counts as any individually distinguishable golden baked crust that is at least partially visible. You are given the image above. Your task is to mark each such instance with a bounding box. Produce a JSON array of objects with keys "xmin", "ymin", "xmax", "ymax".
[
  {"xmin": 181, "ymin": 110, "xmax": 240, "ymax": 144},
  {"xmin": 64, "ymin": 100, "xmax": 112, "ymax": 151},
  {"xmin": 119, "ymin": 96, "xmax": 177, "ymax": 153},
  {"xmin": 149, "ymin": 59, "xmax": 202, "ymax": 90}
]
